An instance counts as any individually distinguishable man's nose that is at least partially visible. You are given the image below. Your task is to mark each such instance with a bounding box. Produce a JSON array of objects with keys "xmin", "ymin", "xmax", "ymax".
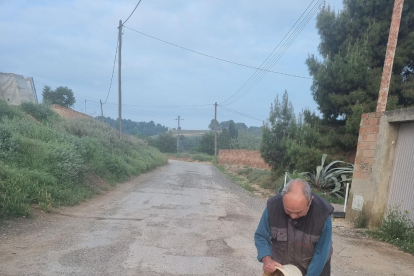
[{"xmin": 290, "ymin": 214, "xmax": 298, "ymax": 219}]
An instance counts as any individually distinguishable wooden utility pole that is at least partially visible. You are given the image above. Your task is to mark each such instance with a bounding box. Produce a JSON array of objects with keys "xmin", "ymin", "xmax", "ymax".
[
  {"xmin": 175, "ymin": 116, "xmax": 183, "ymax": 153},
  {"xmin": 100, "ymin": 99, "xmax": 104, "ymax": 120},
  {"xmin": 214, "ymin": 102, "xmax": 218, "ymax": 164},
  {"xmin": 118, "ymin": 20, "xmax": 123, "ymax": 138},
  {"xmin": 376, "ymin": 0, "xmax": 404, "ymax": 112}
]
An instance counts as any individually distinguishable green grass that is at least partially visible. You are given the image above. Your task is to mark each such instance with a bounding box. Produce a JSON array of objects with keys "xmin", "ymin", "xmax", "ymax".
[
  {"xmin": 368, "ymin": 206, "xmax": 414, "ymax": 255},
  {"xmin": 214, "ymin": 165, "xmax": 257, "ymax": 192},
  {"xmin": 170, "ymin": 152, "xmax": 214, "ymax": 162},
  {"xmin": 0, "ymin": 101, "xmax": 167, "ymax": 218}
]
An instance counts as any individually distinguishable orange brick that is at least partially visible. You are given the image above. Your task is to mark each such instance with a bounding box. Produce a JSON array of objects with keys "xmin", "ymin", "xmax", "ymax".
[
  {"xmin": 362, "ymin": 157, "xmax": 374, "ymax": 165},
  {"xmin": 368, "ymin": 112, "xmax": 377, "ymax": 118},
  {"xmin": 369, "ymin": 142, "xmax": 377, "ymax": 150},
  {"xmin": 361, "ymin": 113, "xmax": 369, "ymax": 119},
  {"xmin": 356, "ymin": 150, "xmax": 363, "ymax": 157},
  {"xmin": 369, "ymin": 118, "xmax": 379, "ymax": 126},
  {"xmin": 367, "ymin": 134, "xmax": 378, "ymax": 142},
  {"xmin": 361, "ymin": 135, "xmax": 368, "ymax": 141},
  {"xmin": 363, "ymin": 119, "xmax": 371, "ymax": 126},
  {"xmin": 376, "ymin": 112, "xmax": 384, "ymax": 118},
  {"xmin": 355, "ymin": 157, "xmax": 363, "ymax": 164},
  {"xmin": 363, "ymin": 150, "xmax": 375, "ymax": 157},
  {"xmin": 373, "ymin": 126, "xmax": 380, "ymax": 133}
]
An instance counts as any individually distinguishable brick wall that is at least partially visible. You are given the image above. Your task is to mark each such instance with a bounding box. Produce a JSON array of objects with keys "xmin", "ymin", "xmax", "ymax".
[
  {"xmin": 51, "ymin": 104, "xmax": 92, "ymax": 119},
  {"xmin": 353, "ymin": 112, "xmax": 383, "ymax": 180},
  {"xmin": 219, "ymin": 149, "xmax": 271, "ymax": 170}
]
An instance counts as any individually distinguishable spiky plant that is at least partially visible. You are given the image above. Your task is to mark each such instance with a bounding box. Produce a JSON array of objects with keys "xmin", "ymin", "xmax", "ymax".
[{"xmin": 304, "ymin": 154, "xmax": 353, "ymax": 198}]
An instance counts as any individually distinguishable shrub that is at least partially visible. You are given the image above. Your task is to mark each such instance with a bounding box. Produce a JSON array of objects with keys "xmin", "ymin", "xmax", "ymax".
[
  {"xmin": 20, "ymin": 102, "xmax": 60, "ymax": 123},
  {"xmin": 304, "ymin": 154, "xmax": 353, "ymax": 198},
  {"xmin": 353, "ymin": 209, "xmax": 369, "ymax": 228},
  {"xmin": 0, "ymin": 100, "xmax": 25, "ymax": 120},
  {"xmin": 0, "ymin": 112, "xmax": 167, "ymax": 218},
  {"xmin": 369, "ymin": 206, "xmax": 414, "ymax": 254}
]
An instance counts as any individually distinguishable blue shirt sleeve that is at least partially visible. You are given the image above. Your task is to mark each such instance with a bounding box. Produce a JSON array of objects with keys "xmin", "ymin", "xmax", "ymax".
[
  {"xmin": 254, "ymin": 207, "xmax": 272, "ymax": 262},
  {"xmin": 305, "ymin": 216, "xmax": 332, "ymax": 276}
]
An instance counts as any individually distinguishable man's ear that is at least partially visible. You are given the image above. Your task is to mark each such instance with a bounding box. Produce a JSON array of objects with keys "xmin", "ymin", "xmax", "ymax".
[{"xmin": 309, "ymin": 196, "xmax": 314, "ymax": 205}]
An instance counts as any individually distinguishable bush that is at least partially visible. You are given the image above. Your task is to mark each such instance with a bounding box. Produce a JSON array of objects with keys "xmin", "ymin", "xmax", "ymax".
[
  {"xmin": 20, "ymin": 102, "xmax": 60, "ymax": 123},
  {"xmin": 0, "ymin": 100, "xmax": 25, "ymax": 120},
  {"xmin": 369, "ymin": 206, "xmax": 414, "ymax": 254},
  {"xmin": 0, "ymin": 102, "xmax": 167, "ymax": 218},
  {"xmin": 304, "ymin": 154, "xmax": 353, "ymax": 198},
  {"xmin": 353, "ymin": 209, "xmax": 369, "ymax": 228},
  {"xmin": 147, "ymin": 132, "xmax": 176, "ymax": 153}
]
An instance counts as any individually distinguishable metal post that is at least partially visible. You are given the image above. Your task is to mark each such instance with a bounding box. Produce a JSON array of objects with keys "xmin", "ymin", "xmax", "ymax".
[{"xmin": 344, "ymin": 183, "xmax": 350, "ymax": 213}]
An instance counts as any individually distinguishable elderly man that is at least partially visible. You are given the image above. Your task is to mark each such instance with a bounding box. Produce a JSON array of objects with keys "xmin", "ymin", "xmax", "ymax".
[{"xmin": 254, "ymin": 179, "xmax": 333, "ymax": 276}]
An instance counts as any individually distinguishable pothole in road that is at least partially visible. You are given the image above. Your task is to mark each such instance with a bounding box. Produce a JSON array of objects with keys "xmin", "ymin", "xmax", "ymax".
[{"xmin": 206, "ymin": 238, "xmax": 234, "ymax": 256}]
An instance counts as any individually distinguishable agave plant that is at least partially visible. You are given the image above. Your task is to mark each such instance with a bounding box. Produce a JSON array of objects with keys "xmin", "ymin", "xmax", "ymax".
[{"xmin": 304, "ymin": 154, "xmax": 353, "ymax": 198}]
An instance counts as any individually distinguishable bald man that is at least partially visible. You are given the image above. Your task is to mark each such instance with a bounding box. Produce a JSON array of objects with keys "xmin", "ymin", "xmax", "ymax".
[{"xmin": 254, "ymin": 179, "xmax": 333, "ymax": 276}]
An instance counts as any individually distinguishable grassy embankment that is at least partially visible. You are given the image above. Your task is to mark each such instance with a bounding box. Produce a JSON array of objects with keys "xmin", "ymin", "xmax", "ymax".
[
  {"xmin": 215, "ymin": 164, "xmax": 344, "ymax": 204},
  {"xmin": 169, "ymin": 153, "xmax": 214, "ymax": 163},
  {"xmin": 0, "ymin": 101, "xmax": 167, "ymax": 218}
]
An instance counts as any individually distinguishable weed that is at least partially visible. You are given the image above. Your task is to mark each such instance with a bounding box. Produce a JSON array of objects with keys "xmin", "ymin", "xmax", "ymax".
[
  {"xmin": 353, "ymin": 209, "xmax": 369, "ymax": 228},
  {"xmin": 170, "ymin": 153, "xmax": 214, "ymax": 162},
  {"xmin": 214, "ymin": 165, "xmax": 257, "ymax": 192},
  {"xmin": 369, "ymin": 206, "xmax": 414, "ymax": 254}
]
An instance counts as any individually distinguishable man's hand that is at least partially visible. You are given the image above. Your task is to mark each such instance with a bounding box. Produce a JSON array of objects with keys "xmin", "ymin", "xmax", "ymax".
[{"xmin": 262, "ymin": 256, "xmax": 283, "ymax": 274}]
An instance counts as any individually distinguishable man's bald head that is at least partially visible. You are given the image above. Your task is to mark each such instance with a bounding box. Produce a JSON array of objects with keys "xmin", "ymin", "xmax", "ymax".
[{"xmin": 281, "ymin": 179, "xmax": 313, "ymax": 219}]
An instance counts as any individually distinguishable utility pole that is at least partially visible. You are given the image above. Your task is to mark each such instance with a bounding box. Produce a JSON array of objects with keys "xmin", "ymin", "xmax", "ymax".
[
  {"xmin": 175, "ymin": 116, "xmax": 183, "ymax": 153},
  {"xmin": 100, "ymin": 99, "xmax": 104, "ymax": 121},
  {"xmin": 214, "ymin": 102, "xmax": 218, "ymax": 164},
  {"xmin": 376, "ymin": 0, "xmax": 404, "ymax": 112},
  {"xmin": 118, "ymin": 19, "xmax": 123, "ymax": 138}
]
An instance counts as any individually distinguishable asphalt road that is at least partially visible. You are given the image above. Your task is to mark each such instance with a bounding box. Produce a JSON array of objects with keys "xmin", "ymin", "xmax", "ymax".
[
  {"xmin": 0, "ymin": 160, "xmax": 266, "ymax": 275},
  {"xmin": 1, "ymin": 160, "xmax": 414, "ymax": 276}
]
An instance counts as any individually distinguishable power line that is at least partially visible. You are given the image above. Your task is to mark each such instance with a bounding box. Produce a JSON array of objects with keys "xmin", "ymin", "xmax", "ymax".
[
  {"xmin": 220, "ymin": 0, "xmax": 322, "ymax": 106},
  {"xmin": 104, "ymin": 37, "xmax": 119, "ymax": 104},
  {"xmin": 100, "ymin": 101, "xmax": 213, "ymax": 108},
  {"xmin": 218, "ymin": 105, "xmax": 263, "ymax": 122},
  {"xmin": 122, "ymin": 25, "xmax": 311, "ymax": 79},
  {"xmin": 123, "ymin": 0, "xmax": 143, "ymax": 25}
]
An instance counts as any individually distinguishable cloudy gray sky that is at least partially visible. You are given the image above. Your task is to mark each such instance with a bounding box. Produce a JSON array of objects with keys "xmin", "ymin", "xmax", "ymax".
[{"xmin": 1, "ymin": 0, "xmax": 343, "ymax": 130}]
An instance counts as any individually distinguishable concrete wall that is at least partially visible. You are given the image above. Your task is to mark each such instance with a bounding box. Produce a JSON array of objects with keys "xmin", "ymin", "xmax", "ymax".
[
  {"xmin": 219, "ymin": 149, "xmax": 270, "ymax": 170},
  {"xmin": 346, "ymin": 108, "xmax": 414, "ymax": 225},
  {"xmin": 51, "ymin": 104, "xmax": 92, "ymax": 119}
]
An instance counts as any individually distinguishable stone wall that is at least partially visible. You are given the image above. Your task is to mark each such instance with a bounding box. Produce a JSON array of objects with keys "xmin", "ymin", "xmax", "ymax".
[{"xmin": 219, "ymin": 149, "xmax": 270, "ymax": 170}]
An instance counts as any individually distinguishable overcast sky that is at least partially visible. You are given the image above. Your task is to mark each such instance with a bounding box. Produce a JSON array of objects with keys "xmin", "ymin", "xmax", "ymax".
[{"xmin": 1, "ymin": 0, "xmax": 344, "ymax": 130}]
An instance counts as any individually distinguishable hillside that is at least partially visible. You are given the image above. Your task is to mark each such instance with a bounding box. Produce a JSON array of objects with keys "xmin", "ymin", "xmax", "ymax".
[{"xmin": 0, "ymin": 101, "xmax": 167, "ymax": 218}]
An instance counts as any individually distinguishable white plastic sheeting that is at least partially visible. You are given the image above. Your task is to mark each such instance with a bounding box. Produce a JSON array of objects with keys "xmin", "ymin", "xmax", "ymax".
[{"xmin": 0, "ymin": 73, "xmax": 38, "ymax": 105}]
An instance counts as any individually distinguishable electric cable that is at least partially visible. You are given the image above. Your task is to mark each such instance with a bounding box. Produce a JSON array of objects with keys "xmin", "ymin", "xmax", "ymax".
[
  {"xmin": 122, "ymin": 25, "xmax": 310, "ymax": 79},
  {"xmin": 220, "ymin": 0, "xmax": 322, "ymax": 106},
  {"xmin": 103, "ymin": 37, "xmax": 119, "ymax": 104},
  {"xmin": 218, "ymin": 105, "xmax": 263, "ymax": 122},
  {"xmin": 123, "ymin": 0, "xmax": 143, "ymax": 25}
]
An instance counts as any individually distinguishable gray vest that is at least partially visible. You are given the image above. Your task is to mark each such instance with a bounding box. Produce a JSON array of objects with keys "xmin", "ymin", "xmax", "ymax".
[{"xmin": 267, "ymin": 193, "xmax": 333, "ymax": 275}]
